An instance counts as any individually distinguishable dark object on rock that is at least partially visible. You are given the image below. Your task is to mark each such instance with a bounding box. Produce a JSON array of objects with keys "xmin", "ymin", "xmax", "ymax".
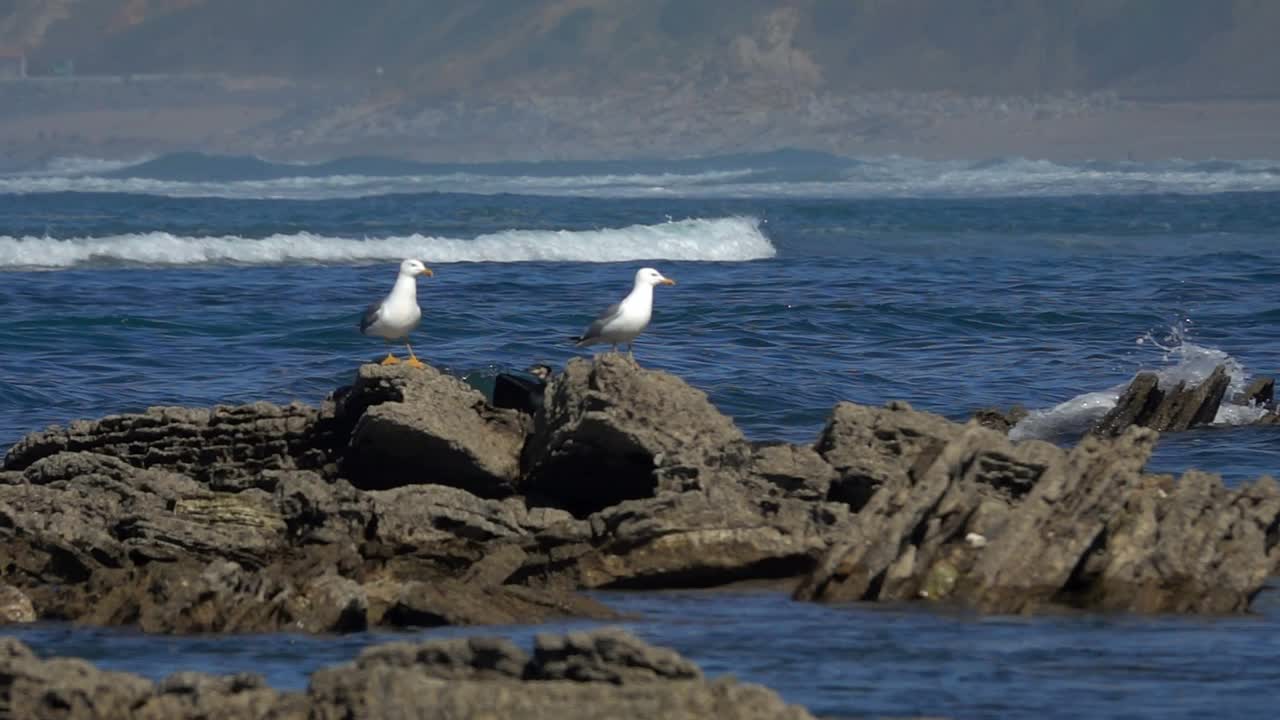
[
  {"xmin": 0, "ymin": 630, "xmax": 815, "ymax": 719},
  {"xmin": 1092, "ymin": 365, "xmax": 1230, "ymax": 436},
  {"xmin": 493, "ymin": 368, "xmax": 550, "ymax": 415}
]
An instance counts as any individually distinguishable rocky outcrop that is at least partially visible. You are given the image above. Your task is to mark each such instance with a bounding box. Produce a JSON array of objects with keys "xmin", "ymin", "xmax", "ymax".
[
  {"xmin": 329, "ymin": 363, "xmax": 529, "ymax": 496},
  {"xmin": 0, "ymin": 449, "xmax": 611, "ymax": 633},
  {"xmin": 1239, "ymin": 376, "xmax": 1275, "ymax": 409},
  {"xmin": 3, "ymin": 356, "xmax": 1279, "ymax": 630},
  {"xmin": 796, "ymin": 403, "xmax": 1280, "ymax": 614},
  {"xmin": 523, "ymin": 354, "xmax": 746, "ymax": 515},
  {"xmin": 0, "ymin": 630, "xmax": 814, "ymax": 720},
  {"xmin": 1092, "ymin": 366, "xmax": 1231, "ymax": 436},
  {"xmin": 2, "ymin": 402, "xmax": 321, "ymax": 487}
]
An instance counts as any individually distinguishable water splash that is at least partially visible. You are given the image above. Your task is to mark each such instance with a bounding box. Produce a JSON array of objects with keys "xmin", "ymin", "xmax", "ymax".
[{"xmin": 1010, "ymin": 321, "xmax": 1266, "ymax": 441}]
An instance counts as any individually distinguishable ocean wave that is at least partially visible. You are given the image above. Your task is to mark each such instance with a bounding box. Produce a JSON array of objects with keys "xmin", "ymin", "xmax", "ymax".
[
  {"xmin": 1009, "ymin": 325, "xmax": 1269, "ymax": 441},
  {"xmin": 7, "ymin": 149, "xmax": 1280, "ymax": 198},
  {"xmin": 5, "ymin": 151, "xmax": 1280, "ymax": 200},
  {"xmin": 0, "ymin": 170, "xmax": 759, "ymax": 200},
  {"xmin": 0, "ymin": 216, "xmax": 774, "ymax": 270}
]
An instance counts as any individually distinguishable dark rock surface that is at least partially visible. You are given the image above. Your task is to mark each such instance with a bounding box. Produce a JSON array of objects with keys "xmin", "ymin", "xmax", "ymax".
[
  {"xmin": 1092, "ymin": 366, "xmax": 1231, "ymax": 436},
  {"xmin": 2, "ymin": 402, "xmax": 321, "ymax": 486},
  {"xmin": 3, "ymin": 355, "xmax": 1279, "ymax": 633},
  {"xmin": 523, "ymin": 354, "xmax": 746, "ymax": 515},
  {"xmin": 796, "ymin": 405, "xmax": 1280, "ymax": 614},
  {"xmin": 330, "ymin": 363, "xmax": 529, "ymax": 496},
  {"xmin": 0, "ymin": 630, "xmax": 814, "ymax": 720},
  {"xmin": 1239, "ymin": 376, "xmax": 1275, "ymax": 409}
]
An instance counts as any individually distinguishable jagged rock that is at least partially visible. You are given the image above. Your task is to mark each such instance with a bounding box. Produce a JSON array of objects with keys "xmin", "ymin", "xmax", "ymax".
[
  {"xmin": 273, "ymin": 470, "xmax": 375, "ymax": 545},
  {"xmin": 0, "ymin": 626, "xmax": 794, "ymax": 720},
  {"xmin": 1239, "ymin": 376, "xmax": 1275, "ymax": 408},
  {"xmin": 1092, "ymin": 366, "xmax": 1230, "ymax": 436},
  {"xmin": 747, "ymin": 442, "xmax": 836, "ymax": 501},
  {"xmin": 0, "ymin": 637, "xmax": 159, "ymax": 720},
  {"xmin": 553, "ymin": 484, "xmax": 850, "ymax": 590},
  {"xmin": 523, "ymin": 354, "xmax": 746, "ymax": 515},
  {"xmin": 74, "ymin": 560, "xmax": 299, "ymax": 633},
  {"xmin": 815, "ymin": 400, "xmax": 963, "ymax": 511},
  {"xmin": 0, "ymin": 583, "xmax": 36, "ymax": 623},
  {"xmin": 333, "ymin": 363, "xmax": 529, "ymax": 496},
  {"xmin": 2, "ymin": 402, "xmax": 321, "ymax": 484},
  {"xmin": 285, "ymin": 574, "xmax": 369, "ymax": 633},
  {"xmin": 306, "ymin": 628, "xmax": 814, "ymax": 720},
  {"xmin": 143, "ymin": 673, "xmax": 296, "ymax": 720},
  {"xmin": 529, "ymin": 628, "xmax": 702, "ymax": 683},
  {"xmin": 0, "ymin": 636, "xmax": 294, "ymax": 720},
  {"xmin": 348, "ymin": 636, "xmax": 530, "ymax": 681},
  {"xmin": 1070, "ymin": 471, "xmax": 1280, "ymax": 613},
  {"xmin": 0, "ymin": 451, "xmax": 287, "ymax": 584},
  {"xmin": 796, "ymin": 400, "xmax": 1280, "ymax": 614},
  {"xmin": 369, "ymin": 577, "xmax": 619, "ymax": 628},
  {"xmin": 367, "ymin": 484, "xmax": 537, "ymax": 546}
]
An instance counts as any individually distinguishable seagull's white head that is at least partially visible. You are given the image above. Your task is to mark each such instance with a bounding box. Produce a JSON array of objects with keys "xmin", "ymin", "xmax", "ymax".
[
  {"xmin": 635, "ymin": 267, "xmax": 676, "ymax": 288},
  {"xmin": 399, "ymin": 258, "xmax": 433, "ymax": 278}
]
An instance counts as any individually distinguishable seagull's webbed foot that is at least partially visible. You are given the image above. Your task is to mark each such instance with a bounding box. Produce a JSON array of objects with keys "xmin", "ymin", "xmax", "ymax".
[
  {"xmin": 380, "ymin": 353, "xmax": 401, "ymax": 366},
  {"xmin": 405, "ymin": 357, "xmax": 425, "ymax": 369}
]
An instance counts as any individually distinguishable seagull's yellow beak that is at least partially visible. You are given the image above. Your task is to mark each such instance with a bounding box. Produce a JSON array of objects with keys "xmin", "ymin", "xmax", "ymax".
[
  {"xmin": 419, "ymin": 267, "xmax": 434, "ymax": 277},
  {"xmin": 660, "ymin": 277, "xmax": 676, "ymax": 286}
]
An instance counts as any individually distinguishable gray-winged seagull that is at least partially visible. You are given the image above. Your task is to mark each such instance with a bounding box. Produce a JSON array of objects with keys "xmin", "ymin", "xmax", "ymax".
[
  {"xmin": 571, "ymin": 267, "xmax": 676, "ymax": 354},
  {"xmin": 360, "ymin": 258, "xmax": 433, "ymax": 367}
]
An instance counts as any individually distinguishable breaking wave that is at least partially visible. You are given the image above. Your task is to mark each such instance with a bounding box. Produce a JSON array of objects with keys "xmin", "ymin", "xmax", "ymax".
[{"xmin": 0, "ymin": 216, "xmax": 774, "ymax": 270}]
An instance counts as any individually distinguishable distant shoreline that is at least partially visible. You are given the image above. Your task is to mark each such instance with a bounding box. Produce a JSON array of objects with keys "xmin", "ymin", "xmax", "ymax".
[{"xmin": 2, "ymin": 75, "xmax": 1279, "ymax": 172}]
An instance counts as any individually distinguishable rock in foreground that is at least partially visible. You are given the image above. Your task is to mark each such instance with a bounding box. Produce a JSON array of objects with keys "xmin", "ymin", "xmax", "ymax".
[{"xmin": 0, "ymin": 629, "xmax": 814, "ymax": 720}]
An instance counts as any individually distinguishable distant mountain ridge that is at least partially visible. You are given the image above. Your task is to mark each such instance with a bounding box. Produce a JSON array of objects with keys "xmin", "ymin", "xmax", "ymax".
[{"xmin": 4, "ymin": 0, "xmax": 1279, "ymax": 100}]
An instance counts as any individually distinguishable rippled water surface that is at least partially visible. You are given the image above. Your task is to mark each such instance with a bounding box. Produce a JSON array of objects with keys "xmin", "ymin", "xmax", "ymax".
[{"xmin": 2, "ymin": 157, "xmax": 1279, "ymax": 719}]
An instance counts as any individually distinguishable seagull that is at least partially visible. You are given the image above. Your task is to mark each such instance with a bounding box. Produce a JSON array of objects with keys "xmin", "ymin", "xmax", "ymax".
[
  {"xmin": 571, "ymin": 267, "xmax": 676, "ymax": 354},
  {"xmin": 360, "ymin": 258, "xmax": 433, "ymax": 367}
]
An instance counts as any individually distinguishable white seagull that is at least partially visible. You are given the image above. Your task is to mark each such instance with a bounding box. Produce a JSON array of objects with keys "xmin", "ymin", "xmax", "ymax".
[
  {"xmin": 360, "ymin": 258, "xmax": 433, "ymax": 367},
  {"xmin": 572, "ymin": 267, "xmax": 676, "ymax": 354}
]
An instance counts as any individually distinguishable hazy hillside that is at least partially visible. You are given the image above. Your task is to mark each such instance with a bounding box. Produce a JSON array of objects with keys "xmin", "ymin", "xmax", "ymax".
[{"xmin": 4, "ymin": 0, "xmax": 1279, "ymax": 100}]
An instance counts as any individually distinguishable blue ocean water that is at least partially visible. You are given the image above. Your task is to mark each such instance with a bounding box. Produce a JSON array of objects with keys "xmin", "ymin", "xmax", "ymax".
[{"xmin": 2, "ymin": 152, "xmax": 1279, "ymax": 718}]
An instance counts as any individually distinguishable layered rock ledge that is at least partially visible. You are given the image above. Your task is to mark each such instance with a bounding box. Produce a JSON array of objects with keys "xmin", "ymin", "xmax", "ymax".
[
  {"xmin": 3, "ymin": 355, "xmax": 1279, "ymax": 633},
  {"xmin": 0, "ymin": 628, "xmax": 814, "ymax": 720}
]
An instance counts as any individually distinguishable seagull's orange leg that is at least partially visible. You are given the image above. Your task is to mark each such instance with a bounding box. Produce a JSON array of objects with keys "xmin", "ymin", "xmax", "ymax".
[
  {"xmin": 405, "ymin": 341, "xmax": 425, "ymax": 368},
  {"xmin": 380, "ymin": 351, "xmax": 400, "ymax": 365}
]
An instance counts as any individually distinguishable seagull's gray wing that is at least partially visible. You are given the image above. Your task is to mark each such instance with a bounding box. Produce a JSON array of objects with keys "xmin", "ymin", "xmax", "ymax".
[
  {"xmin": 358, "ymin": 300, "xmax": 383, "ymax": 335},
  {"xmin": 572, "ymin": 302, "xmax": 622, "ymax": 345}
]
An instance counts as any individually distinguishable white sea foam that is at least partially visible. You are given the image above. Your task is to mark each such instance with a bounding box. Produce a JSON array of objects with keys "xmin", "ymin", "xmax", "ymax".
[
  {"xmin": 3, "ymin": 155, "xmax": 1279, "ymax": 200},
  {"xmin": 0, "ymin": 216, "xmax": 774, "ymax": 270},
  {"xmin": 27, "ymin": 155, "xmax": 157, "ymax": 177},
  {"xmin": 0, "ymin": 169, "xmax": 757, "ymax": 200},
  {"xmin": 1009, "ymin": 325, "xmax": 1267, "ymax": 441}
]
